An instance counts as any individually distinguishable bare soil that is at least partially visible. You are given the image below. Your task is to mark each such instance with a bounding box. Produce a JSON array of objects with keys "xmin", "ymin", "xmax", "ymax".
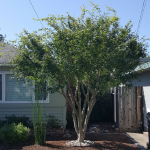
[{"xmin": 0, "ymin": 122, "xmax": 141, "ymax": 150}]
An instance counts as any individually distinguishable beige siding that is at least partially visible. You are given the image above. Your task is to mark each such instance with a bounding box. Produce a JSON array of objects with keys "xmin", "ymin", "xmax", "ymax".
[{"xmin": 0, "ymin": 105, "xmax": 65, "ymax": 126}]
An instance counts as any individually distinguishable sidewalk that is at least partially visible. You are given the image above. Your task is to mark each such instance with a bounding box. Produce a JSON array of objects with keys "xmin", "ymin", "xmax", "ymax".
[{"xmin": 126, "ymin": 132, "xmax": 149, "ymax": 150}]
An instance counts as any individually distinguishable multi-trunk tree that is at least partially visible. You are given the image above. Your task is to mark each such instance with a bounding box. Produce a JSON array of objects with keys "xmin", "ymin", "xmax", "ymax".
[{"xmin": 10, "ymin": 1, "xmax": 149, "ymax": 143}]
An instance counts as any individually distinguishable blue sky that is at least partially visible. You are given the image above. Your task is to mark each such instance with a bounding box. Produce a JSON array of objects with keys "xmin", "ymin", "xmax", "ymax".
[{"xmin": 1, "ymin": 0, "xmax": 150, "ymax": 55}]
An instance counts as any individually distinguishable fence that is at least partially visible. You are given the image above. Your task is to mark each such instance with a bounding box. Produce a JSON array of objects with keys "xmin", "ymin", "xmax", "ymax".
[{"xmin": 110, "ymin": 86, "xmax": 143, "ymax": 132}]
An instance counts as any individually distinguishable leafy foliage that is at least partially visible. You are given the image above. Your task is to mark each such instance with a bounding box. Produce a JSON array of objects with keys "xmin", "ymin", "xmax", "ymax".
[
  {"xmin": 0, "ymin": 115, "xmax": 31, "ymax": 128},
  {"xmin": 0, "ymin": 123, "xmax": 30, "ymax": 144},
  {"xmin": 9, "ymin": 0, "xmax": 150, "ymax": 142},
  {"xmin": 10, "ymin": 2, "xmax": 149, "ymax": 94},
  {"xmin": 47, "ymin": 115, "xmax": 61, "ymax": 128}
]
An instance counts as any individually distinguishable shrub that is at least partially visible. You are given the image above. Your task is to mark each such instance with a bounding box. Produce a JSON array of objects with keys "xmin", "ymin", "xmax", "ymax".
[
  {"xmin": 47, "ymin": 115, "xmax": 61, "ymax": 128},
  {"xmin": 0, "ymin": 115, "xmax": 31, "ymax": 128},
  {"xmin": 0, "ymin": 122, "xmax": 30, "ymax": 144},
  {"xmin": 0, "ymin": 120, "xmax": 7, "ymax": 128}
]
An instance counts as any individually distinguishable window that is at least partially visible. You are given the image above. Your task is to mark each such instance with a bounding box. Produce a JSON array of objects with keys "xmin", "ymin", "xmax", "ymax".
[
  {"xmin": 5, "ymin": 74, "xmax": 32, "ymax": 101},
  {"xmin": 0, "ymin": 72, "xmax": 49, "ymax": 103}
]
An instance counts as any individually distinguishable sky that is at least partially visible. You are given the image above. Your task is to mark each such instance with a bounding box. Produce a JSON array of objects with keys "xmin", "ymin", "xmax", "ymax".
[{"xmin": 1, "ymin": 0, "xmax": 150, "ymax": 55}]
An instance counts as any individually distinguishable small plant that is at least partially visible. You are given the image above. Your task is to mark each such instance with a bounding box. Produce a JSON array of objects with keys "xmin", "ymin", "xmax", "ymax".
[
  {"xmin": 47, "ymin": 115, "xmax": 61, "ymax": 128},
  {"xmin": 32, "ymin": 99, "xmax": 47, "ymax": 146},
  {"xmin": 0, "ymin": 122, "xmax": 30, "ymax": 144}
]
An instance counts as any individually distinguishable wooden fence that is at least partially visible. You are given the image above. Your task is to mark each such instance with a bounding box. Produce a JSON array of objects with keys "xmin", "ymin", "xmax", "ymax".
[{"xmin": 110, "ymin": 86, "xmax": 143, "ymax": 132}]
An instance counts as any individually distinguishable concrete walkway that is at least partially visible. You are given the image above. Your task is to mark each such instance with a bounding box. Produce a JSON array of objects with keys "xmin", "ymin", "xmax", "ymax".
[{"xmin": 126, "ymin": 132, "xmax": 149, "ymax": 150}]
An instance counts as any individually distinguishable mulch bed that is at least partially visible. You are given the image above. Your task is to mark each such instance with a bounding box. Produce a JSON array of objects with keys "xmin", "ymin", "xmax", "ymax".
[
  {"xmin": 0, "ymin": 122, "xmax": 141, "ymax": 150},
  {"xmin": 0, "ymin": 133, "xmax": 140, "ymax": 150}
]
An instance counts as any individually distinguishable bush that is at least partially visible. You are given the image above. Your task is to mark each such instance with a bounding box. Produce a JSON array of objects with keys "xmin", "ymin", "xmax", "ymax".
[
  {"xmin": 47, "ymin": 115, "xmax": 61, "ymax": 128},
  {"xmin": 0, "ymin": 119, "xmax": 6, "ymax": 128},
  {"xmin": 5, "ymin": 114, "xmax": 31, "ymax": 127},
  {"xmin": 0, "ymin": 122, "xmax": 30, "ymax": 144},
  {"xmin": 0, "ymin": 115, "xmax": 31, "ymax": 128}
]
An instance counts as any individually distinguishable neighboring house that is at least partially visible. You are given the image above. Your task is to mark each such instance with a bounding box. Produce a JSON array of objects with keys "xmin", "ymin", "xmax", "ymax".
[
  {"xmin": 0, "ymin": 39, "xmax": 67, "ymax": 127},
  {"xmin": 114, "ymin": 58, "xmax": 150, "ymax": 131}
]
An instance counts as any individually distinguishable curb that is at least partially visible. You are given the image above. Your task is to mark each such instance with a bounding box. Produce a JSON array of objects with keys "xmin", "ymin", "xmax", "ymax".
[{"xmin": 125, "ymin": 133, "xmax": 147, "ymax": 150}]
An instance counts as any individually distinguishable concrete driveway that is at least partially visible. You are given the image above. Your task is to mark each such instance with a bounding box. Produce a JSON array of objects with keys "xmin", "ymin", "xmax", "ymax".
[{"xmin": 126, "ymin": 132, "xmax": 149, "ymax": 149}]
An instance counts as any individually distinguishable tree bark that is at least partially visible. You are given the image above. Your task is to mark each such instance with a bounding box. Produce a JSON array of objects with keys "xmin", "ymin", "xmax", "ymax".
[
  {"xmin": 77, "ymin": 130, "xmax": 84, "ymax": 143},
  {"xmin": 63, "ymin": 79, "xmax": 98, "ymax": 143}
]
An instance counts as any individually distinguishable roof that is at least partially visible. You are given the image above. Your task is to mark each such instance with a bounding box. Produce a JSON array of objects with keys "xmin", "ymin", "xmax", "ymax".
[
  {"xmin": 0, "ymin": 42, "xmax": 17, "ymax": 65},
  {"xmin": 134, "ymin": 61, "xmax": 150, "ymax": 74},
  {"xmin": 0, "ymin": 41, "xmax": 150, "ymax": 71}
]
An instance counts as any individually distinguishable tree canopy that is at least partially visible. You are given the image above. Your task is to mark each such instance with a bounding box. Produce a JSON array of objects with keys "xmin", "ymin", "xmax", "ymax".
[
  {"xmin": 10, "ymin": 1, "xmax": 149, "ymax": 143},
  {"xmin": 11, "ymin": 3, "xmax": 149, "ymax": 93}
]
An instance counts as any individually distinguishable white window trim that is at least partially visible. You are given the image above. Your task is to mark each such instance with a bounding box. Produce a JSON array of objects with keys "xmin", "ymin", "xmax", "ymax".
[{"xmin": 0, "ymin": 71, "xmax": 49, "ymax": 103}]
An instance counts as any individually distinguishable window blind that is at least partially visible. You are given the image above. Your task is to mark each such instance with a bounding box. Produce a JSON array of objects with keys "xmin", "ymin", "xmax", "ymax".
[{"xmin": 5, "ymin": 74, "xmax": 32, "ymax": 101}]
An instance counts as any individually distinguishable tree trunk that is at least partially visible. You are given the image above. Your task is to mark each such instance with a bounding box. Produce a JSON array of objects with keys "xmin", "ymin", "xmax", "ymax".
[
  {"xmin": 77, "ymin": 131, "xmax": 84, "ymax": 143},
  {"xmin": 62, "ymin": 81, "xmax": 98, "ymax": 144}
]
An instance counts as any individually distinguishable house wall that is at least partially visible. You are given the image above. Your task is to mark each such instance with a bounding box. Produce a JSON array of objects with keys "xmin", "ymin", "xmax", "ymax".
[
  {"xmin": 0, "ymin": 66, "xmax": 67, "ymax": 127},
  {"xmin": 127, "ymin": 71, "xmax": 150, "ymax": 131}
]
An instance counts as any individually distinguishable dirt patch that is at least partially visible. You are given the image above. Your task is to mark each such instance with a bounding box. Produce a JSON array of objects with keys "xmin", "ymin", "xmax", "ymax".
[{"xmin": 0, "ymin": 133, "xmax": 140, "ymax": 150}]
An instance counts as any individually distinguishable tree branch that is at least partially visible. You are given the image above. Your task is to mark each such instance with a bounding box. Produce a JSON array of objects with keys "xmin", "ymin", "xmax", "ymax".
[
  {"xmin": 81, "ymin": 81, "xmax": 86, "ymax": 97},
  {"xmin": 77, "ymin": 79, "xmax": 82, "ymax": 132},
  {"xmin": 74, "ymin": 82, "xmax": 79, "ymax": 107},
  {"xmin": 81, "ymin": 97, "xmax": 86, "ymax": 125},
  {"xmin": 72, "ymin": 110, "xmax": 79, "ymax": 133},
  {"xmin": 61, "ymin": 88, "xmax": 78, "ymax": 117},
  {"xmin": 83, "ymin": 94, "xmax": 97, "ymax": 134},
  {"xmin": 67, "ymin": 80, "xmax": 75, "ymax": 105}
]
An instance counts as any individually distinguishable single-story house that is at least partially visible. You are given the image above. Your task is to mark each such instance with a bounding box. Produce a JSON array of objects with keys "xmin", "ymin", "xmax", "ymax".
[
  {"xmin": 113, "ymin": 58, "xmax": 150, "ymax": 132},
  {"xmin": 0, "ymin": 39, "xmax": 67, "ymax": 127}
]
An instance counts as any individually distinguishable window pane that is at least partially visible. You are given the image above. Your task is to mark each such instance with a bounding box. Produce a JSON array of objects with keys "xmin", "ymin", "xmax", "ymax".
[
  {"xmin": 0, "ymin": 74, "xmax": 2, "ymax": 100},
  {"xmin": 5, "ymin": 74, "xmax": 32, "ymax": 101}
]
